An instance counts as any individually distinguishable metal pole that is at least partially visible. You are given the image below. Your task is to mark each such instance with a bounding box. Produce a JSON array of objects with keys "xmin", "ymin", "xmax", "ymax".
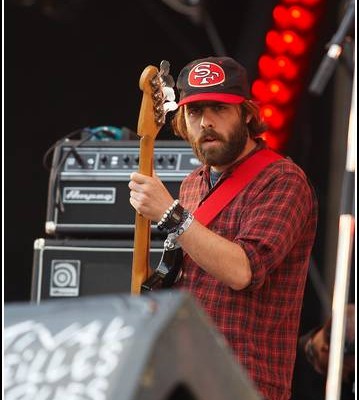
[
  {"xmin": 309, "ymin": 0, "xmax": 355, "ymax": 95},
  {"xmin": 325, "ymin": 56, "xmax": 356, "ymax": 400}
]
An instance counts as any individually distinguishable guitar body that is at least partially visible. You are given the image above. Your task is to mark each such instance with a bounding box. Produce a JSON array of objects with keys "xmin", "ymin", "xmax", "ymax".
[{"xmin": 141, "ymin": 247, "xmax": 183, "ymax": 292}]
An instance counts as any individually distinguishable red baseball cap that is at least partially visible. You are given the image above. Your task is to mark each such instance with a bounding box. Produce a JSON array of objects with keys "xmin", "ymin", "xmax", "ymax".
[{"xmin": 177, "ymin": 56, "xmax": 251, "ymax": 106}]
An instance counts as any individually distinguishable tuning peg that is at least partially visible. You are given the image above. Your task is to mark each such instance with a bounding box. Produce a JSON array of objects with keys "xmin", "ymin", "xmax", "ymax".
[
  {"xmin": 159, "ymin": 60, "xmax": 170, "ymax": 76},
  {"xmin": 162, "ymin": 86, "xmax": 176, "ymax": 102},
  {"xmin": 162, "ymin": 74, "xmax": 175, "ymax": 88},
  {"xmin": 163, "ymin": 101, "xmax": 178, "ymax": 114}
]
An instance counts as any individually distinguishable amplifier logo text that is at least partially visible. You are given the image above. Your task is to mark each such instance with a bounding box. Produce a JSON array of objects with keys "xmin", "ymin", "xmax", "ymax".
[{"xmin": 63, "ymin": 187, "xmax": 116, "ymax": 204}]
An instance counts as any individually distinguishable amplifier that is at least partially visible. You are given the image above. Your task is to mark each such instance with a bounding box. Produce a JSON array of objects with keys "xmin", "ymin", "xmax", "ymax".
[
  {"xmin": 31, "ymin": 238, "xmax": 164, "ymax": 303},
  {"xmin": 45, "ymin": 140, "xmax": 201, "ymax": 237}
]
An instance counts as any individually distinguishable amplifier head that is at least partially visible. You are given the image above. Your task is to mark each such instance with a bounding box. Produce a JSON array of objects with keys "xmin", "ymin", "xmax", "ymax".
[{"xmin": 45, "ymin": 140, "xmax": 201, "ymax": 237}]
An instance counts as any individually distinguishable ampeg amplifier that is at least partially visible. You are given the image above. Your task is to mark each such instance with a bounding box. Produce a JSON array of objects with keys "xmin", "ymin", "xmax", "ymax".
[{"xmin": 45, "ymin": 140, "xmax": 201, "ymax": 237}]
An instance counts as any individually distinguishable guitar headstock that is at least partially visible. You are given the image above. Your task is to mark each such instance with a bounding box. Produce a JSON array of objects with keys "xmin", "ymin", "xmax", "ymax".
[{"xmin": 137, "ymin": 60, "xmax": 178, "ymax": 139}]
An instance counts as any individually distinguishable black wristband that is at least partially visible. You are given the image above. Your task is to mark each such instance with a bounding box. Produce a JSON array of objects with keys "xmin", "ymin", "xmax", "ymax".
[{"xmin": 163, "ymin": 203, "xmax": 185, "ymax": 231}]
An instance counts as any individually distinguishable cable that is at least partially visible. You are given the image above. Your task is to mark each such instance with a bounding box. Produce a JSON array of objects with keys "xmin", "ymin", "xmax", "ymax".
[
  {"xmin": 50, "ymin": 128, "xmax": 114, "ymax": 214},
  {"xmin": 42, "ymin": 127, "xmax": 91, "ymax": 172}
]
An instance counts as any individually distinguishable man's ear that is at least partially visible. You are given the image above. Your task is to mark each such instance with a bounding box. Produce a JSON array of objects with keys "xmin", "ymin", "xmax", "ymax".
[{"xmin": 246, "ymin": 115, "xmax": 253, "ymax": 124}]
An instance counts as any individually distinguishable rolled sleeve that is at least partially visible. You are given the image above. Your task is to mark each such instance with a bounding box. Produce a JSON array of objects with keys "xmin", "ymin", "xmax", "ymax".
[{"xmin": 235, "ymin": 171, "xmax": 315, "ymax": 290}]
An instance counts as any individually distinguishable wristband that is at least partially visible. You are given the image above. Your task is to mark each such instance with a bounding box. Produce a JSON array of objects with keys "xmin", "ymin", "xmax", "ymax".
[{"xmin": 157, "ymin": 200, "xmax": 185, "ymax": 232}]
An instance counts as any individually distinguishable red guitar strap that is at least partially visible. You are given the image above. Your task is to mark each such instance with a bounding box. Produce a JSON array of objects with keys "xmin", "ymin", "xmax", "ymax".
[{"xmin": 193, "ymin": 148, "xmax": 283, "ymax": 226}]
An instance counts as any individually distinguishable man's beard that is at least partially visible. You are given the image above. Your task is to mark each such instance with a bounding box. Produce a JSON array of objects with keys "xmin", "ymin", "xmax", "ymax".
[{"xmin": 190, "ymin": 120, "xmax": 249, "ymax": 167}]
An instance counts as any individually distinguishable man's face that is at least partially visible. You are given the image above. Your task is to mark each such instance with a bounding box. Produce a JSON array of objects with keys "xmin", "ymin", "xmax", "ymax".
[{"xmin": 184, "ymin": 102, "xmax": 249, "ymax": 169}]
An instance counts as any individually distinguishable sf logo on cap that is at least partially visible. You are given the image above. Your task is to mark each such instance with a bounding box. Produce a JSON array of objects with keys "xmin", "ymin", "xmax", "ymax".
[{"xmin": 188, "ymin": 62, "xmax": 225, "ymax": 87}]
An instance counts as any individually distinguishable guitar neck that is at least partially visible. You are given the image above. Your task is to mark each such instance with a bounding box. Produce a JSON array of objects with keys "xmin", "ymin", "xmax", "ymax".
[
  {"xmin": 131, "ymin": 135, "xmax": 155, "ymax": 294},
  {"xmin": 130, "ymin": 60, "xmax": 176, "ymax": 295}
]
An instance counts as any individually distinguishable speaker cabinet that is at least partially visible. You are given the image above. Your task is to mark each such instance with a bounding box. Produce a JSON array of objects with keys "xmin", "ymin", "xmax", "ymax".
[
  {"xmin": 4, "ymin": 292, "xmax": 262, "ymax": 400},
  {"xmin": 31, "ymin": 238, "xmax": 163, "ymax": 303}
]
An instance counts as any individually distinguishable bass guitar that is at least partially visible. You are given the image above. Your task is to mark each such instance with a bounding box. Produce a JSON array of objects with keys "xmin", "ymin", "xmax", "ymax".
[{"xmin": 131, "ymin": 60, "xmax": 177, "ymax": 295}]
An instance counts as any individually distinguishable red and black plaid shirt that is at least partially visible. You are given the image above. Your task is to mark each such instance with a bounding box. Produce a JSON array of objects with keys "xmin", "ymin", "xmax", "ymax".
[{"xmin": 175, "ymin": 141, "xmax": 318, "ymax": 400}]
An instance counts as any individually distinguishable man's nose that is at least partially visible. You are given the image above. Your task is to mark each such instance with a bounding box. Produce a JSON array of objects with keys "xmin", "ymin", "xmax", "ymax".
[{"xmin": 200, "ymin": 108, "xmax": 215, "ymax": 129}]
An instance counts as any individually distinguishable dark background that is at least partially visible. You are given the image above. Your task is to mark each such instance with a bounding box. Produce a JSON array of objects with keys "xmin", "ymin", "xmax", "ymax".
[
  {"xmin": 4, "ymin": 2, "xmax": 356, "ymax": 400},
  {"xmin": 5, "ymin": 0, "xmax": 354, "ymax": 326}
]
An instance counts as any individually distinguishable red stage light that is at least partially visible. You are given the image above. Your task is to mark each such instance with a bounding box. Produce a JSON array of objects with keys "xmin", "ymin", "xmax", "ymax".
[
  {"xmin": 266, "ymin": 30, "xmax": 307, "ymax": 56},
  {"xmin": 252, "ymin": 79, "xmax": 272, "ymax": 102},
  {"xmin": 273, "ymin": 5, "xmax": 314, "ymax": 31},
  {"xmin": 260, "ymin": 105, "xmax": 286, "ymax": 130},
  {"xmin": 273, "ymin": 5, "xmax": 290, "ymax": 29},
  {"xmin": 289, "ymin": 6, "xmax": 315, "ymax": 30},
  {"xmin": 281, "ymin": 0, "xmax": 321, "ymax": 7},
  {"xmin": 253, "ymin": 79, "xmax": 294, "ymax": 104},
  {"xmin": 259, "ymin": 55, "xmax": 299, "ymax": 80},
  {"xmin": 262, "ymin": 131, "xmax": 289, "ymax": 151},
  {"xmin": 261, "ymin": 131, "xmax": 283, "ymax": 151},
  {"xmin": 256, "ymin": 0, "xmax": 324, "ymax": 150},
  {"xmin": 268, "ymin": 80, "xmax": 293, "ymax": 103},
  {"xmin": 282, "ymin": 31, "xmax": 307, "ymax": 55},
  {"xmin": 275, "ymin": 56, "xmax": 299, "ymax": 79},
  {"xmin": 258, "ymin": 55, "xmax": 277, "ymax": 79},
  {"xmin": 266, "ymin": 30, "xmax": 287, "ymax": 54}
]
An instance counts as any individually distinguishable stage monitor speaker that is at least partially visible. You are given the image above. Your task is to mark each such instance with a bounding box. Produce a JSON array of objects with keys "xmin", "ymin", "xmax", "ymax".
[
  {"xmin": 45, "ymin": 140, "xmax": 201, "ymax": 238},
  {"xmin": 4, "ymin": 292, "xmax": 262, "ymax": 400},
  {"xmin": 31, "ymin": 238, "xmax": 163, "ymax": 303}
]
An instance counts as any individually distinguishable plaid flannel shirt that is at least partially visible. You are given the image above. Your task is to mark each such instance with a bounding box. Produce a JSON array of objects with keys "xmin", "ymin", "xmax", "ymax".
[{"xmin": 175, "ymin": 141, "xmax": 318, "ymax": 400}]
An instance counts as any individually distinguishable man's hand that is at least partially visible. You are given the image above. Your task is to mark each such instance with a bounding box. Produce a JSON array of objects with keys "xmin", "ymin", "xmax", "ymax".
[{"xmin": 128, "ymin": 172, "xmax": 174, "ymax": 221}]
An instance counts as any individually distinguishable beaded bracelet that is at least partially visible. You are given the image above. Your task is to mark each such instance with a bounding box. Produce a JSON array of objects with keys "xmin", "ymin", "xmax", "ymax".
[{"xmin": 157, "ymin": 199, "xmax": 184, "ymax": 231}]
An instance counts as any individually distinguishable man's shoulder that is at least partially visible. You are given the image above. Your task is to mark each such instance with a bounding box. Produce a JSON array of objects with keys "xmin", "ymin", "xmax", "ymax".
[
  {"xmin": 266, "ymin": 155, "xmax": 309, "ymax": 180},
  {"xmin": 253, "ymin": 156, "xmax": 317, "ymax": 202}
]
